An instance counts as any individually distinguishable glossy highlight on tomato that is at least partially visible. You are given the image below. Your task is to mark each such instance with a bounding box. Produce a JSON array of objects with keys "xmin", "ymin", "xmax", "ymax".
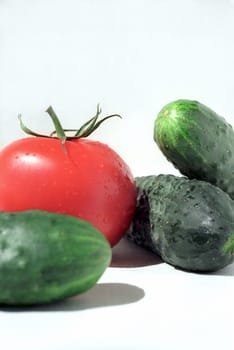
[{"xmin": 0, "ymin": 107, "xmax": 137, "ymax": 246}]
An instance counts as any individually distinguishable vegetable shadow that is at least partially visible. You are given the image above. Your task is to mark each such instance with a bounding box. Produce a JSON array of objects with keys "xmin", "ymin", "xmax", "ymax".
[
  {"xmin": 1, "ymin": 282, "xmax": 145, "ymax": 312},
  {"xmin": 111, "ymin": 237, "xmax": 163, "ymax": 267},
  {"xmin": 113, "ymin": 239, "xmax": 234, "ymax": 275},
  {"xmin": 210, "ymin": 262, "xmax": 234, "ymax": 276}
]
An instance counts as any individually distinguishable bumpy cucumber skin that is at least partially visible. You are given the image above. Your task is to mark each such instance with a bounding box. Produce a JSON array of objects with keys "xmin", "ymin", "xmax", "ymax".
[
  {"xmin": 0, "ymin": 210, "xmax": 111, "ymax": 305},
  {"xmin": 154, "ymin": 100, "xmax": 234, "ymax": 199},
  {"xmin": 126, "ymin": 175, "xmax": 234, "ymax": 272}
]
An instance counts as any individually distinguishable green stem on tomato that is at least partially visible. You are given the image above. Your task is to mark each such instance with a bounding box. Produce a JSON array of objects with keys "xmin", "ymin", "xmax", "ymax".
[
  {"xmin": 46, "ymin": 106, "xmax": 66, "ymax": 144},
  {"xmin": 18, "ymin": 115, "xmax": 51, "ymax": 138},
  {"xmin": 18, "ymin": 104, "xmax": 123, "ymax": 145},
  {"xmin": 74, "ymin": 104, "xmax": 102, "ymax": 137}
]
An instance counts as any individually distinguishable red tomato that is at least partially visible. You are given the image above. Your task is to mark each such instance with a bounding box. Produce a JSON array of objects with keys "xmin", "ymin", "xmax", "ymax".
[{"xmin": 0, "ymin": 136, "xmax": 137, "ymax": 246}]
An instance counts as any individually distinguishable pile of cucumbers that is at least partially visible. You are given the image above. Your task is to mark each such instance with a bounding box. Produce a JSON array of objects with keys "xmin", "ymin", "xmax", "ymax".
[{"xmin": 126, "ymin": 99, "xmax": 234, "ymax": 272}]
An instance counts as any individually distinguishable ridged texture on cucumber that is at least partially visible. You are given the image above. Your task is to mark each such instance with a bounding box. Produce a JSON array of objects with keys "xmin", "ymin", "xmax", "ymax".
[
  {"xmin": 0, "ymin": 210, "xmax": 111, "ymax": 305},
  {"xmin": 126, "ymin": 175, "xmax": 234, "ymax": 272},
  {"xmin": 154, "ymin": 99, "xmax": 234, "ymax": 199}
]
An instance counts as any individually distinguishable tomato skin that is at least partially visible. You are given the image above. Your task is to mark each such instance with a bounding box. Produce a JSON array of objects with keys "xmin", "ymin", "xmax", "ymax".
[{"xmin": 0, "ymin": 137, "xmax": 137, "ymax": 246}]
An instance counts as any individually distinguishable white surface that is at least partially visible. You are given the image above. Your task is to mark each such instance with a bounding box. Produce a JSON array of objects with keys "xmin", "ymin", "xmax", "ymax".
[{"xmin": 1, "ymin": 1, "xmax": 234, "ymax": 349}]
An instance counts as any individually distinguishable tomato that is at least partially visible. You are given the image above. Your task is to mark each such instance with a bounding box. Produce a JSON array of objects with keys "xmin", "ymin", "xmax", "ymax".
[{"xmin": 0, "ymin": 106, "xmax": 137, "ymax": 246}]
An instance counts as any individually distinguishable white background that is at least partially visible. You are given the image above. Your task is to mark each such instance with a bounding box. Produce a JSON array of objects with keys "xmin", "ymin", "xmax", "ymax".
[
  {"xmin": 2, "ymin": 0, "xmax": 234, "ymax": 177},
  {"xmin": 1, "ymin": 1, "xmax": 234, "ymax": 349}
]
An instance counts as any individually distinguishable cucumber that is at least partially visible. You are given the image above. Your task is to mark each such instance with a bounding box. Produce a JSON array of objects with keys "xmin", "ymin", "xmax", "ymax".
[
  {"xmin": 126, "ymin": 175, "xmax": 234, "ymax": 272},
  {"xmin": 0, "ymin": 210, "xmax": 111, "ymax": 305},
  {"xmin": 154, "ymin": 99, "xmax": 234, "ymax": 199}
]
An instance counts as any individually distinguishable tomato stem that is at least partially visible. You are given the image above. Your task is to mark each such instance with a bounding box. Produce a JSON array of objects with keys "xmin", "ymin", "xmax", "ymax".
[
  {"xmin": 18, "ymin": 104, "xmax": 122, "ymax": 142},
  {"xmin": 46, "ymin": 106, "xmax": 66, "ymax": 144},
  {"xmin": 18, "ymin": 114, "xmax": 50, "ymax": 138},
  {"xmin": 49, "ymin": 104, "xmax": 122, "ymax": 139}
]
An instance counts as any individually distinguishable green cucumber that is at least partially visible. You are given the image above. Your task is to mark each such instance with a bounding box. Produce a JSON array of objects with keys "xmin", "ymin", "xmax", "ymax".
[
  {"xmin": 126, "ymin": 175, "xmax": 234, "ymax": 272},
  {"xmin": 154, "ymin": 99, "xmax": 234, "ymax": 199},
  {"xmin": 0, "ymin": 210, "xmax": 111, "ymax": 305}
]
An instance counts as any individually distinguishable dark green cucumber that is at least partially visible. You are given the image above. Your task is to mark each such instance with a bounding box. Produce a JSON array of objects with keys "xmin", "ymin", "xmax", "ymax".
[
  {"xmin": 154, "ymin": 99, "xmax": 234, "ymax": 199},
  {"xmin": 126, "ymin": 175, "xmax": 234, "ymax": 272},
  {"xmin": 0, "ymin": 210, "xmax": 111, "ymax": 305}
]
